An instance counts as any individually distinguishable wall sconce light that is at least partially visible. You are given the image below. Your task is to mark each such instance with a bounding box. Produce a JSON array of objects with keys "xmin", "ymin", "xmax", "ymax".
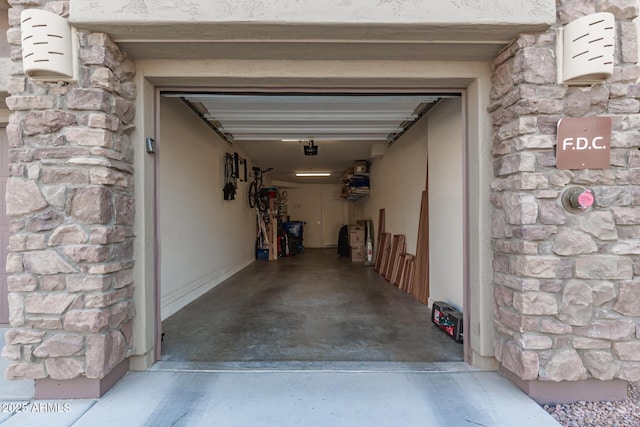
[
  {"xmin": 557, "ymin": 12, "xmax": 615, "ymax": 85},
  {"xmin": 21, "ymin": 9, "xmax": 78, "ymax": 83}
]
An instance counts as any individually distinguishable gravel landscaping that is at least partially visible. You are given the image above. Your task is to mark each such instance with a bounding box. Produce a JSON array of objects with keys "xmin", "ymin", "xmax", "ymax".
[{"xmin": 543, "ymin": 381, "xmax": 640, "ymax": 427}]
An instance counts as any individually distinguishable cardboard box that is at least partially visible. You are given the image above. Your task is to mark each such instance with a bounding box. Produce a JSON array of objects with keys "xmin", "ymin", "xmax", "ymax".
[
  {"xmin": 350, "ymin": 246, "xmax": 366, "ymax": 262},
  {"xmin": 354, "ymin": 160, "xmax": 368, "ymax": 174},
  {"xmin": 348, "ymin": 224, "xmax": 365, "ymax": 247}
]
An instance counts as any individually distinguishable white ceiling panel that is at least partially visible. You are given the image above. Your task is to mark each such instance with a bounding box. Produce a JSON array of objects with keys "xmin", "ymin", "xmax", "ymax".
[
  {"xmin": 164, "ymin": 92, "xmax": 455, "ymax": 183},
  {"xmin": 176, "ymin": 93, "xmax": 444, "ymax": 143}
]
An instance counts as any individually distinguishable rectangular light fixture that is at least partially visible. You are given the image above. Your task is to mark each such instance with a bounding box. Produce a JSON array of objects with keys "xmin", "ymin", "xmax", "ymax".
[{"xmin": 296, "ymin": 172, "xmax": 331, "ymax": 177}]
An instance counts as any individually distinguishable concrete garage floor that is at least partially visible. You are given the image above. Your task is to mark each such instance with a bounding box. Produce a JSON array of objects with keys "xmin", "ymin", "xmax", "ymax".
[{"xmin": 159, "ymin": 248, "xmax": 464, "ymax": 368}]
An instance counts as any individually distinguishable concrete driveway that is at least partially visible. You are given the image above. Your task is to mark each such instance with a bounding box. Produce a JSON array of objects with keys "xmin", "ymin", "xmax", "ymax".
[{"xmin": 0, "ymin": 328, "xmax": 560, "ymax": 427}]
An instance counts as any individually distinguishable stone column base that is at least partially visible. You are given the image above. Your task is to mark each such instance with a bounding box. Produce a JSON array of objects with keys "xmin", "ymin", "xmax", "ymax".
[
  {"xmin": 35, "ymin": 359, "xmax": 129, "ymax": 399},
  {"xmin": 500, "ymin": 364, "xmax": 628, "ymax": 404}
]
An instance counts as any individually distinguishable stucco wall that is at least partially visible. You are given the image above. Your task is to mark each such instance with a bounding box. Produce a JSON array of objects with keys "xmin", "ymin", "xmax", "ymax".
[
  {"xmin": 427, "ymin": 98, "xmax": 464, "ymax": 311},
  {"xmin": 158, "ymin": 97, "xmax": 255, "ymax": 320},
  {"xmin": 358, "ymin": 110, "xmax": 428, "ymax": 256},
  {"xmin": 285, "ymin": 183, "xmax": 345, "ymax": 248},
  {"xmin": 70, "ymin": 0, "xmax": 555, "ymax": 25},
  {"xmin": 357, "ymin": 98, "xmax": 464, "ymax": 311}
]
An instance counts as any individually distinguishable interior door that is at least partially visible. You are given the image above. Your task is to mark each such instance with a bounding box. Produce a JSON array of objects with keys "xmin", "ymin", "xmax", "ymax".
[
  {"xmin": 321, "ymin": 198, "xmax": 347, "ymax": 247},
  {"xmin": 0, "ymin": 129, "xmax": 9, "ymax": 323}
]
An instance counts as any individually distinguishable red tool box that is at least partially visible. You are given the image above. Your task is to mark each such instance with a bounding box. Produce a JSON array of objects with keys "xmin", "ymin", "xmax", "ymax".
[{"xmin": 431, "ymin": 301, "xmax": 463, "ymax": 343}]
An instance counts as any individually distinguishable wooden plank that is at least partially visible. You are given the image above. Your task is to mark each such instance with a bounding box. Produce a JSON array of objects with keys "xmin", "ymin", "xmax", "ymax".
[
  {"xmin": 392, "ymin": 253, "xmax": 407, "ymax": 288},
  {"xmin": 377, "ymin": 209, "xmax": 385, "ymax": 245},
  {"xmin": 403, "ymin": 255, "xmax": 412, "ymax": 292},
  {"xmin": 375, "ymin": 208, "xmax": 385, "ymax": 265},
  {"xmin": 412, "ymin": 190, "xmax": 429, "ymax": 304},
  {"xmin": 387, "ymin": 235, "xmax": 406, "ymax": 284},
  {"xmin": 401, "ymin": 255, "xmax": 416, "ymax": 295},
  {"xmin": 380, "ymin": 233, "xmax": 392, "ymax": 276},
  {"xmin": 406, "ymin": 258, "xmax": 416, "ymax": 297},
  {"xmin": 375, "ymin": 232, "xmax": 390, "ymax": 272},
  {"xmin": 400, "ymin": 254, "xmax": 414, "ymax": 293},
  {"xmin": 374, "ymin": 233, "xmax": 383, "ymax": 272},
  {"xmin": 401, "ymin": 256, "xmax": 409, "ymax": 293},
  {"xmin": 383, "ymin": 235, "xmax": 399, "ymax": 281},
  {"xmin": 378, "ymin": 233, "xmax": 392, "ymax": 276}
]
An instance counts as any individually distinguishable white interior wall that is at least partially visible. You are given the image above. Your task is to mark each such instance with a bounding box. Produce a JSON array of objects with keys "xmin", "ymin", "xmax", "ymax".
[
  {"xmin": 321, "ymin": 184, "xmax": 348, "ymax": 247},
  {"xmin": 358, "ymin": 113, "xmax": 429, "ymax": 255},
  {"xmin": 158, "ymin": 97, "xmax": 255, "ymax": 320},
  {"xmin": 358, "ymin": 98, "xmax": 464, "ymax": 312},
  {"xmin": 284, "ymin": 183, "xmax": 345, "ymax": 248},
  {"xmin": 427, "ymin": 98, "xmax": 464, "ymax": 311},
  {"xmin": 285, "ymin": 185, "xmax": 322, "ymax": 248}
]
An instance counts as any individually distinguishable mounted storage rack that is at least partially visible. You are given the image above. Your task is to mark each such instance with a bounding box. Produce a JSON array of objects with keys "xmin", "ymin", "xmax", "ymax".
[{"xmin": 341, "ymin": 160, "xmax": 370, "ymax": 201}]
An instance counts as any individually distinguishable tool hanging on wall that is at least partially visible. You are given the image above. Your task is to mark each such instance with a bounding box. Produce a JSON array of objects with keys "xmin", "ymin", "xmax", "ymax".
[
  {"xmin": 241, "ymin": 157, "xmax": 247, "ymax": 182},
  {"xmin": 234, "ymin": 152, "xmax": 240, "ymax": 183},
  {"xmin": 223, "ymin": 152, "xmax": 237, "ymax": 200}
]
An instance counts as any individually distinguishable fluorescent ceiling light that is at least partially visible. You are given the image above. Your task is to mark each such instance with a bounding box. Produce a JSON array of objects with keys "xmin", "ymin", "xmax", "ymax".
[{"xmin": 296, "ymin": 172, "xmax": 331, "ymax": 177}]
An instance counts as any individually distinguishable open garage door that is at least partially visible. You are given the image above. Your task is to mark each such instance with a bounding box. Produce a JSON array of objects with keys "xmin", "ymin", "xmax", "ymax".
[{"xmin": 155, "ymin": 91, "xmax": 466, "ymax": 368}]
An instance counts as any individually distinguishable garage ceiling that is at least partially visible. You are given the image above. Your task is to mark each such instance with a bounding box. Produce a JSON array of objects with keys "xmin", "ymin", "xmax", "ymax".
[{"xmin": 165, "ymin": 93, "xmax": 454, "ymax": 184}]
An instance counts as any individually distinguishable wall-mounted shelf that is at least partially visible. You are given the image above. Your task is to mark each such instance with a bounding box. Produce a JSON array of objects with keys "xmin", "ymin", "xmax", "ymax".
[{"xmin": 341, "ymin": 161, "xmax": 370, "ymax": 201}]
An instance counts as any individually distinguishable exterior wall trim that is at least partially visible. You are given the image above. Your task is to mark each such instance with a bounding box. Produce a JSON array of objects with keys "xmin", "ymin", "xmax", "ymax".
[
  {"xmin": 140, "ymin": 72, "xmax": 497, "ymax": 370},
  {"xmin": 152, "ymin": 84, "xmax": 474, "ymax": 365},
  {"xmin": 34, "ymin": 358, "xmax": 129, "ymax": 399},
  {"xmin": 500, "ymin": 364, "xmax": 628, "ymax": 405}
]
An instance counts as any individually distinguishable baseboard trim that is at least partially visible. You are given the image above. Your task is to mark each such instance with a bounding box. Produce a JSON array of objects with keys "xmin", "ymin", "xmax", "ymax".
[
  {"xmin": 35, "ymin": 358, "xmax": 129, "ymax": 399},
  {"xmin": 499, "ymin": 364, "xmax": 628, "ymax": 404}
]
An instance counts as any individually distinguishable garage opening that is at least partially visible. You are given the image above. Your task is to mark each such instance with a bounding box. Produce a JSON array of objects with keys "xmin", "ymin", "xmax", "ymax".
[{"xmin": 154, "ymin": 91, "xmax": 466, "ymax": 369}]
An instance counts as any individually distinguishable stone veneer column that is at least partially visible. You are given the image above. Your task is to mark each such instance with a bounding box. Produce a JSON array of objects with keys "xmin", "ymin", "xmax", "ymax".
[
  {"xmin": 1, "ymin": 1, "xmax": 137, "ymax": 398},
  {"xmin": 491, "ymin": 0, "xmax": 640, "ymax": 403}
]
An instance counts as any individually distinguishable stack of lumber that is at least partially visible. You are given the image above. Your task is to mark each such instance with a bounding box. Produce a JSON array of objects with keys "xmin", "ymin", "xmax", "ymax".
[
  {"xmin": 412, "ymin": 191, "xmax": 429, "ymax": 304},
  {"xmin": 374, "ymin": 202, "xmax": 428, "ymax": 304}
]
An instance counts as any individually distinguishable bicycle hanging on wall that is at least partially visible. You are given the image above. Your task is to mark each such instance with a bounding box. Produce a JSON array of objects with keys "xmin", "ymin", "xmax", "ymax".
[
  {"xmin": 249, "ymin": 166, "xmax": 278, "ymax": 260},
  {"xmin": 248, "ymin": 166, "xmax": 273, "ymax": 213}
]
